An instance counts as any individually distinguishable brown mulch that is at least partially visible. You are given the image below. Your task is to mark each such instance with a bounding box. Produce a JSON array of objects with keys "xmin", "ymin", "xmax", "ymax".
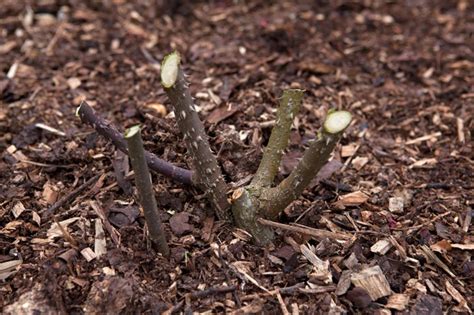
[{"xmin": 0, "ymin": 0, "xmax": 472, "ymax": 313}]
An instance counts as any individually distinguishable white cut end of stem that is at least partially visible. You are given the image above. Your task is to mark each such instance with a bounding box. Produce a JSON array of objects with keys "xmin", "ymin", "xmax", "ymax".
[
  {"xmin": 324, "ymin": 111, "xmax": 352, "ymax": 134},
  {"xmin": 124, "ymin": 125, "xmax": 141, "ymax": 138},
  {"xmin": 75, "ymin": 102, "xmax": 84, "ymax": 117},
  {"xmin": 161, "ymin": 52, "xmax": 180, "ymax": 88}
]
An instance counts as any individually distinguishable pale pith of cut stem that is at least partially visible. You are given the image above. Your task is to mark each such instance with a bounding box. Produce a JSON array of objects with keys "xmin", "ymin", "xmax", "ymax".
[
  {"xmin": 125, "ymin": 125, "xmax": 169, "ymax": 257},
  {"xmin": 251, "ymin": 89, "xmax": 304, "ymax": 189},
  {"xmin": 161, "ymin": 52, "xmax": 230, "ymax": 221},
  {"xmin": 260, "ymin": 110, "xmax": 352, "ymax": 219}
]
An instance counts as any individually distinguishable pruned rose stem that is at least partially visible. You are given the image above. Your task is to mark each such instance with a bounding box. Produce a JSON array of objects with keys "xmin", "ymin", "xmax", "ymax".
[
  {"xmin": 250, "ymin": 89, "xmax": 304, "ymax": 189},
  {"xmin": 231, "ymin": 108, "xmax": 351, "ymax": 244},
  {"xmin": 125, "ymin": 125, "xmax": 169, "ymax": 257},
  {"xmin": 77, "ymin": 101, "xmax": 193, "ymax": 185},
  {"xmin": 161, "ymin": 52, "xmax": 230, "ymax": 221},
  {"xmin": 231, "ymin": 187, "xmax": 274, "ymax": 245},
  {"xmin": 260, "ymin": 110, "xmax": 352, "ymax": 219}
]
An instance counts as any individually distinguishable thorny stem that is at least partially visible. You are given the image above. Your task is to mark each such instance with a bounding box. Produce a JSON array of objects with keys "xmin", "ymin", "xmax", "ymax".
[
  {"xmin": 251, "ymin": 89, "xmax": 304, "ymax": 189},
  {"xmin": 161, "ymin": 52, "xmax": 230, "ymax": 221},
  {"xmin": 260, "ymin": 110, "xmax": 352, "ymax": 219},
  {"xmin": 125, "ymin": 125, "xmax": 169, "ymax": 257},
  {"xmin": 77, "ymin": 101, "xmax": 193, "ymax": 185}
]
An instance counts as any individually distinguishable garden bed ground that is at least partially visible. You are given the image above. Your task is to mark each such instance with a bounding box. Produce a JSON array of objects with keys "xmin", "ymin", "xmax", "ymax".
[{"xmin": 0, "ymin": 0, "xmax": 472, "ymax": 313}]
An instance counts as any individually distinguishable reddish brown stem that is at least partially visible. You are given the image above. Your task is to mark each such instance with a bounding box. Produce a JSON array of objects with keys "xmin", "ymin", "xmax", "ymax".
[{"xmin": 77, "ymin": 101, "xmax": 193, "ymax": 186}]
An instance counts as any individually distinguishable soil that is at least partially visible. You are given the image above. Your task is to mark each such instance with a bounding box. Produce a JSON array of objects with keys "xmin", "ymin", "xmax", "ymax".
[{"xmin": 0, "ymin": 0, "xmax": 473, "ymax": 314}]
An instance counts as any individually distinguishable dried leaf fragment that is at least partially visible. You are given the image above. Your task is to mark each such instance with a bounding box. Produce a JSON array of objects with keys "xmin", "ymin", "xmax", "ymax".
[{"xmin": 430, "ymin": 239, "xmax": 452, "ymax": 253}]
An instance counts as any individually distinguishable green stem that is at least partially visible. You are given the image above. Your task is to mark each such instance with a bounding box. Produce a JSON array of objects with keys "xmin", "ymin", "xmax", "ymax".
[
  {"xmin": 251, "ymin": 89, "xmax": 304, "ymax": 189},
  {"xmin": 125, "ymin": 125, "xmax": 169, "ymax": 257},
  {"xmin": 260, "ymin": 110, "xmax": 352, "ymax": 219},
  {"xmin": 231, "ymin": 188, "xmax": 274, "ymax": 245}
]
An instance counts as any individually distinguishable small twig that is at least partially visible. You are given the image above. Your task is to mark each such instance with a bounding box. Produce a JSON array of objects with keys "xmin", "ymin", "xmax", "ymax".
[
  {"xmin": 43, "ymin": 174, "xmax": 100, "ymax": 217},
  {"xmin": 89, "ymin": 201, "xmax": 121, "ymax": 245},
  {"xmin": 340, "ymin": 129, "xmax": 366, "ymax": 172},
  {"xmin": 53, "ymin": 217, "xmax": 78, "ymax": 248},
  {"xmin": 77, "ymin": 101, "xmax": 193, "ymax": 186},
  {"xmin": 275, "ymin": 289, "xmax": 290, "ymax": 315},
  {"xmin": 257, "ymin": 218, "xmax": 353, "ymax": 241},
  {"xmin": 164, "ymin": 285, "xmax": 237, "ymax": 314},
  {"xmin": 125, "ymin": 125, "xmax": 169, "ymax": 257},
  {"xmin": 419, "ymin": 245, "xmax": 463, "ymax": 286},
  {"xmin": 393, "ymin": 211, "xmax": 451, "ymax": 233},
  {"xmin": 241, "ymin": 283, "xmax": 306, "ymax": 301},
  {"xmin": 218, "ymin": 245, "xmax": 242, "ymax": 308},
  {"xmin": 18, "ymin": 159, "xmax": 74, "ymax": 169},
  {"xmin": 189, "ymin": 285, "xmax": 237, "ymax": 299},
  {"xmin": 405, "ymin": 132, "xmax": 441, "ymax": 145},
  {"xmin": 294, "ymin": 204, "xmax": 316, "ymax": 223},
  {"xmin": 298, "ymin": 285, "xmax": 337, "ymax": 294}
]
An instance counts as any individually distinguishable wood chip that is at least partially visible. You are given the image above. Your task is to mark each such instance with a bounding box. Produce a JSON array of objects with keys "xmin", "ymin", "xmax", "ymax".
[
  {"xmin": 0, "ymin": 259, "xmax": 23, "ymax": 281},
  {"xmin": 388, "ymin": 197, "xmax": 404, "ymax": 213},
  {"xmin": 12, "ymin": 202, "xmax": 26, "ymax": 218},
  {"xmin": 47, "ymin": 217, "xmax": 80, "ymax": 240},
  {"xmin": 385, "ymin": 293, "xmax": 409, "ymax": 311},
  {"xmin": 445, "ymin": 280, "xmax": 471, "ymax": 313},
  {"xmin": 456, "ymin": 117, "xmax": 465, "ymax": 143},
  {"xmin": 94, "ymin": 219, "xmax": 107, "ymax": 258},
  {"xmin": 80, "ymin": 247, "xmax": 97, "ymax": 262},
  {"xmin": 341, "ymin": 143, "xmax": 358, "ymax": 157},
  {"xmin": 0, "ymin": 41, "xmax": 16, "ymax": 54},
  {"xmin": 333, "ymin": 191, "xmax": 369, "ymax": 209},
  {"xmin": 67, "ymin": 77, "xmax": 82, "ymax": 90},
  {"xmin": 370, "ymin": 239, "xmax": 393, "ymax": 255},
  {"xmin": 42, "ymin": 182, "xmax": 59, "ymax": 205},
  {"xmin": 351, "ymin": 156, "xmax": 369, "ymax": 170},
  {"xmin": 451, "ymin": 243, "xmax": 474, "ymax": 250},
  {"xmin": 231, "ymin": 261, "xmax": 270, "ymax": 293},
  {"xmin": 300, "ymin": 244, "xmax": 332, "ymax": 284},
  {"xmin": 297, "ymin": 61, "xmax": 334, "ymax": 74},
  {"xmin": 335, "ymin": 270, "xmax": 352, "ymax": 296},
  {"xmin": 351, "ymin": 265, "xmax": 392, "ymax": 300},
  {"xmin": 32, "ymin": 211, "xmax": 41, "ymax": 225},
  {"xmin": 409, "ymin": 157, "xmax": 437, "ymax": 169}
]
